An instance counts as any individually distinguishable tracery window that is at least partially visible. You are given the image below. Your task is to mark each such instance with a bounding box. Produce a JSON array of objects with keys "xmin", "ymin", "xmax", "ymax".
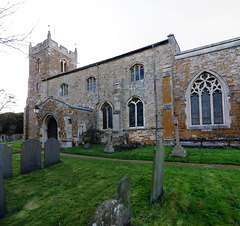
[
  {"xmin": 102, "ymin": 103, "xmax": 113, "ymax": 129},
  {"xmin": 87, "ymin": 77, "xmax": 96, "ymax": 91},
  {"xmin": 60, "ymin": 59, "xmax": 67, "ymax": 73},
  {"xmin": 128, "ymin": 98, "xmax": 144, "ymax": 127},
  {"xmin": 131, "ymin": 64, "xmax": 144, "ymax": 82},
  {"xmin": 61, "ymin": 83, "xmax": 68, "ymax": 96},
  {"xmin": 190, "ymin": 73, "xmax": 224, "ymax": 126}
]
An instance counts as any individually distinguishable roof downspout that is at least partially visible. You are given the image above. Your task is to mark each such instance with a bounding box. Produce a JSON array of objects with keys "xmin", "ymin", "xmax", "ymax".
[
  {"xmin": 152, "ymin": 44, "xmax": 158, "ymax": 145},
  {"xmin": 94, "ymin": 64, "xmax": 100, "ymax": 143}
]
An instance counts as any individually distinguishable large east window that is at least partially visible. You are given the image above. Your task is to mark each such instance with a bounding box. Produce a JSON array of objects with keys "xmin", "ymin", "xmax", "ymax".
[
  {"xmin": 128, "ymin": 98, "xmax": 144, "ymax": 127},
  {"xmin": 186, "ymin": 70, "xmax": 230, "ymax": 129}
]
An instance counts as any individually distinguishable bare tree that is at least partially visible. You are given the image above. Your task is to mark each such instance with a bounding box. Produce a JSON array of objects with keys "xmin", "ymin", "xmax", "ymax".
[
  {"xmin": 0, "ymin": 89, "xmax": 16, "ymax": 112},
  {"xmin": 0, "ymin": 1, "xmax": 33, "ymax": 51}
]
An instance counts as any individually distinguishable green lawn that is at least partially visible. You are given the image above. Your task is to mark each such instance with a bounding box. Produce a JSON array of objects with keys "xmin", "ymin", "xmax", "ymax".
[
  {"xmin": 0, "ymin": 154, "xmax": 239, "ymax": 225},
  {"xmin": 62, "ymin": 144, "xmax": 240, "ymax": 165}
]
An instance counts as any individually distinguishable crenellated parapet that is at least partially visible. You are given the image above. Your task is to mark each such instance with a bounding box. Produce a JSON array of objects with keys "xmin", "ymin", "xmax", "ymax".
[{"xmin": 29, "ymin": 31, "xmax": 77, "ymax": 61}]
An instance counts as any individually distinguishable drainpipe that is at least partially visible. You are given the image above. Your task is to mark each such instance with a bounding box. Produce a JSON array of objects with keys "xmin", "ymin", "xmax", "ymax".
[
  {"xmin": 152, "ymin": 44, "xmax": 158, "ymax": 145},
  {"xmin": 94, "ymin": 64, "xmax": 100, "ymax": 143}
]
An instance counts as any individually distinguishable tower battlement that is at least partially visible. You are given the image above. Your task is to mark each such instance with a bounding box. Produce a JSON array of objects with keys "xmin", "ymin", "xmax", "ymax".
[{"xmin": 29, "ymin": 31, "xmax": 77, "ymax": 61}]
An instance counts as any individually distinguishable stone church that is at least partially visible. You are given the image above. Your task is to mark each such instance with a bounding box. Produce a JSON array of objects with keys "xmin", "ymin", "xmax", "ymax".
[{"xmin": 24, "ymin": 31, "xmax": 240, "ymax": 148}]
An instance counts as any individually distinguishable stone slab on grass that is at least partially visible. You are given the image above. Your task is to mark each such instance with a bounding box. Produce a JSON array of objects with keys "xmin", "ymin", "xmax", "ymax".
[
  {"xmin": 44, "ymin": 138, "xmax": 60, "ymax": 168},
  {"xmin": 0, "ymin": 144, "xmax": 12, "ymax": 178},
  {"xmin": 0, "ymin": 166, "xmax": 7, "ymax": 219}
]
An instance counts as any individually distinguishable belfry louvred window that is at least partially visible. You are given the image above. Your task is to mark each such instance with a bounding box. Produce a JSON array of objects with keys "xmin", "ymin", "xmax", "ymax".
[
  {"xmin": 128, "ymin": 98, "xmax": 144, "ymax": 127},
  {"xmin": 102, "ymin": 103, "xmax": 113, "ymax": 129},
  {"xmin": 60, "ymin": 59, "xmax": 67, "ymax": 73},
  {"xmin": 130, "ymin": 64, "xmax": 144, "ymax": 82},
  {"xmin": 190, "ymin": 73, "xmax": 223, "ymax": 126}
]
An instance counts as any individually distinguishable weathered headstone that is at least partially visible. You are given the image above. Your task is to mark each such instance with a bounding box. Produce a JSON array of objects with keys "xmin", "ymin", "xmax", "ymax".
[
  {"xmin": 0, "ymin": 166, "xmax": 7, "ymax": 219},
  {"xmin": 0, "ymin": 144, "xmax": 12, "ymax": 178},
  {"xmin": 104, "ymin": 128, "xmax": 114, "ymax": 153},
  {"xmin": 150, "ymin": 139, "xmax": 165, "ymax": 204},
  {"xmin": 84, "ymin": 143, "xmax": 92, "ymax": 149},
  {"xmin": 21, "ymin": 139, "xmax": 41, "ymax": 174},
  {"xmin": 169, "ymin": 118, "xmax": 187, "ymax": 158},
  {"xmin": 89, "ymin": 177, "xmax": 131, "ymax": 226},
  {"xmin": 44, "ymin": 138, "xmax": 60, "ymax": 168}
]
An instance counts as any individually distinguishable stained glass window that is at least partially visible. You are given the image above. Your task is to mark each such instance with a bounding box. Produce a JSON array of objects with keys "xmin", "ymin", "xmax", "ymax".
[
  {"xmin": 102, "ymin": 103, "xmax": 113, "ymax": 129},
  {"xmin": 128, "ymin": 98, "xmax": 144, "ymax": 127}
]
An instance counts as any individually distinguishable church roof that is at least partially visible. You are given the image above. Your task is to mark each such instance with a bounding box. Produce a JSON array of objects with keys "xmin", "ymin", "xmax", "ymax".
[{"xmin": 42, "ymin": 38, "xmax": 169, "ymax": 81}]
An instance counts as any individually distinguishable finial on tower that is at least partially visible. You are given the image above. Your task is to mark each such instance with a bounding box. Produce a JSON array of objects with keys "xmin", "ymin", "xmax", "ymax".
[{"xmin": 47, "ymin": 25, "xmax": 51, "ymax": 40}]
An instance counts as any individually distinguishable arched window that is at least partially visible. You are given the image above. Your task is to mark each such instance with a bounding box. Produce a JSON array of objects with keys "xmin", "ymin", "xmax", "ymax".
[
  {"xmin": 130, "ymin": 64, "xmax": 144, "ymax": 82},
  {"xmin": 36, "ymin": 58, "xmax": 40, "ymax": 73},
  {"xmin": 187, "ymin": 71, "xmax": 229, "ymax": 127},
  {"xmin": 61, "ymin": 83, "xmax": 68, "ymax": 96},
  {"xmin": 102, "ymin": 103, "xmax": 113, "ymax": 129},
  {"xmin": 128, "ymin": 98, "xmax": 144, "ymax": 127},
  {"xmin": 60, "ymin": 59, "xmax": 67, "ymax": 73},
  {"xmin": 87, "ymin": 77, "xmax": 96, "ymax": 91}
]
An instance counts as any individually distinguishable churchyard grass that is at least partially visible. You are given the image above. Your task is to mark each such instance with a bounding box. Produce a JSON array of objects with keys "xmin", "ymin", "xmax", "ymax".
[
  {"xmin": 62, "ymin": 144, "xmax": 240, "ymax": 165},
  {"xmin": 0, "ymin": 154, "xmax": 239, "ymax": 225},
  {"xmin": 0, "ymin": 140, "xmax": 22, "ymax": 153}
]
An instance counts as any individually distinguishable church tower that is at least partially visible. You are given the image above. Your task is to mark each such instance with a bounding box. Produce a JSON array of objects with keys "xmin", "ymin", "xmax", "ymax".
[{"xmin": 24, "ymin": 31, "xmax": 77, "ymax": 140}]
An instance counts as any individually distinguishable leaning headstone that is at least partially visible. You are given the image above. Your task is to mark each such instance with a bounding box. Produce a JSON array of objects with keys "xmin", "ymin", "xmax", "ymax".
[
  {"xmin": 44, "ymin": 138, "xmax": 60, "ymax": 168},
  {"xmin": 21, "ymin": 139, "xmax": 41, "ymax": 174},
  {"xmin": 169, "ymin": 118, "xmax": 187, "ymax": 158},
  {"xmin": 150, "ymin": 139, "xmax": 165, "ymax": 204},
  {"xmin": 0, "ymin": 166, "xmax": 7, "ymax": 219},
  {"xmin": 104, "ymin": 128, "xmax": 114, "ymax": 153},
  {"xmin": 89, "ymin": 177, "xmax": 131, "ymax": 226},
  {"xmin": 0, "ymin": 144, "xmax": 12, "ymax": 178}
]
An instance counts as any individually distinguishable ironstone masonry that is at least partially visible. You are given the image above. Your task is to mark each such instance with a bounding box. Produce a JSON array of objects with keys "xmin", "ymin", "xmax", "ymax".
[{"xmin": 24, "ymin": 32, "xmax": 240, "ymax": 148}]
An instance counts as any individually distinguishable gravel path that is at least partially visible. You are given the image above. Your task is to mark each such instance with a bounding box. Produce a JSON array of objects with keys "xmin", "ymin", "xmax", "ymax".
[{"xmin": 60, "ymin": 153, "xmax": 240, "ymax": 171}]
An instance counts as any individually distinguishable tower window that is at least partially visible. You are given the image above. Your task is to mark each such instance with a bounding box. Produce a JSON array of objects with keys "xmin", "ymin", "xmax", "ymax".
[
  {"xmin": 61, "ymin": 83, "xmax": 68, "ymax": 96},
  {"xmin": 61, "ymin": 59, "xmax": 67, "ymax": 73},
  {"xmin": 36, "ymin": 58, "xmax": 40, "ymax": 73},
  {"xmin": 128, "ymin": 98, "xmax": 144, "ymax": 127},
  {"xmin": 130, "ymin": 64, "xmax": 144, "ymax": 82}
]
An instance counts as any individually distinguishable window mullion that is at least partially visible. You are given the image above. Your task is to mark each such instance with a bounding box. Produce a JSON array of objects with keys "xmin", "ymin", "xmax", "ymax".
[
  {"xmin": 199, "ymin": 92, "xmax": 202, "ymax": 125},
  {"xmin": 210, "ymin": 91, "xmax": 214, "ymax": 125}
]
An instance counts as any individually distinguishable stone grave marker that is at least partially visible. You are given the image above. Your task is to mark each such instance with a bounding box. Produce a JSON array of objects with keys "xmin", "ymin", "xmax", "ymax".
[
  {"xmin": 0, "ymin": 144, "xmax": 12, "ymax": 178},
  {"xmin": 0, "ymin": 166, "xmax": 7, "ymax": 219},
  {"xmin": 89, "ymin": 177, "xmax": 131, "ymax": 225},
  {"xmin": 150, "ymin": 139, "xmax": 165, "ymax": 204},
  {"xmin": 104, "ymin": 128, "xmax": 114, "ymax": 153},
  {"xmin": 21, "ymin": 139, "xmax": 41, "ymax": 174},
  {"xmin": 169, "ymin": 118, "xmax": 187, "ymax": 157},
  {"xmin": 44, "ymin": 138, "xmax": 60, "ymax": 168}
]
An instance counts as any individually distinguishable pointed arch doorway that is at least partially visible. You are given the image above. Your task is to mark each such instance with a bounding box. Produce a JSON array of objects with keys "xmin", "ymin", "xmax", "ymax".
[{"xmin": 47, "ymin": 117, "xmax": 58, "ymax": 139}]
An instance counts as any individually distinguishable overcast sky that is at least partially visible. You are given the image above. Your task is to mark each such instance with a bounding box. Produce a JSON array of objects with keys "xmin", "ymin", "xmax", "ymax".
[{"xmin": 1, "ymin": 0, "xmax": 240, "ymax": 113}]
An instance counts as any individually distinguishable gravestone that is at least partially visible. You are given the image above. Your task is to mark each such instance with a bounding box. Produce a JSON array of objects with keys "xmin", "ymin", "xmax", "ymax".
[
  {"xmin": 0, "ymin": 144, "xmax": 12, "ymax": 178},
  {"xmin": 150, "ymin": 139, "xmax": 165, "ymax": 204},
  {"xmin": 21, "ymin": 139, "xmax": 41, "ymax": 174},
  {"xmin": 104, "ymin": 128, "xmax": 114, "ymax": 153},
  {"xmin": 44, "ymin": 138, "xmax": 60, "ymax": 168},
  {"xmin": 169, "ymin": 118, "xmax": 187, "ymax": 158},
  {"xmin": 0, "ymin": 166, "xmax": 7, "ymax": 219},
  {"xmin": 84, "ymin": 143, "xmax": 91, "ymax": 149},
  {"xmin": 89, "ymin": 177, "xmax": 131, "ymax": 226}
]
